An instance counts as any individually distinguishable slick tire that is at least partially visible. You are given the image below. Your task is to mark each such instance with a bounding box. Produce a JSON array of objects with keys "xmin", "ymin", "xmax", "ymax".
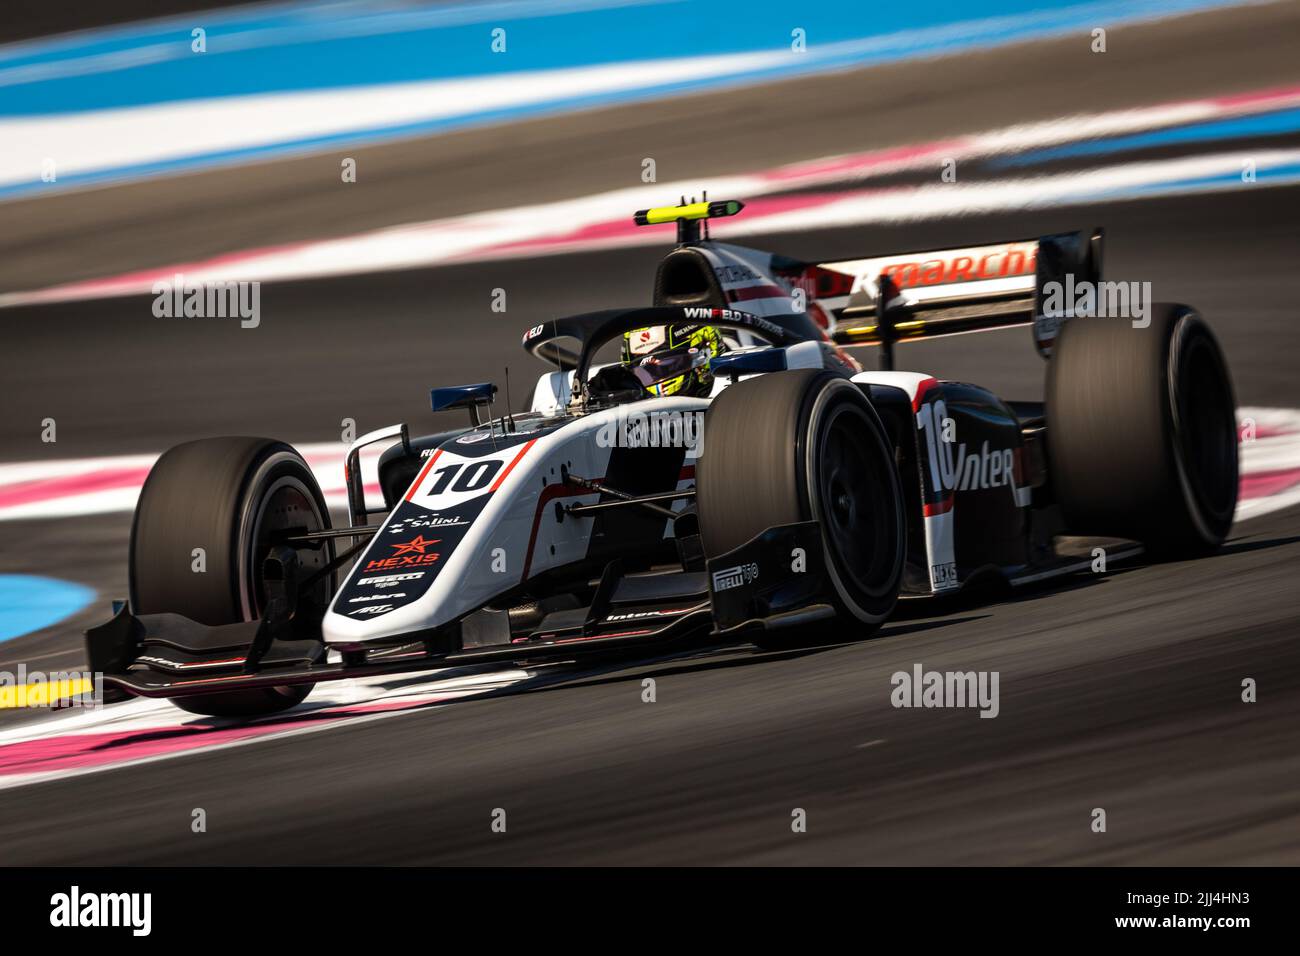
[
  {"xmin": 130, "ymin": 437, "xmax": 333, "ymax": 717},
  {"xmin": 1046, "ymin": 304, "xmax": 1238, "ymax": 557},
  {"xmin": 697, "ymin": 369, "xmax": 905, "ymax": 649}
]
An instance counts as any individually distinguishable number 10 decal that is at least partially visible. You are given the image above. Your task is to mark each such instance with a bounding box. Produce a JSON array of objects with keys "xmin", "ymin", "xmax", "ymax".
[
  {"xmin": 405, "ymin": 439, "xmax": 539, "ymax": 509},
  {"xmin": 426, "ymin": 460, "xmax": 502, "ymax": 495},
  {"xmin": 916, "ymin": 398, "xmax": 956, "ymax": 494}
]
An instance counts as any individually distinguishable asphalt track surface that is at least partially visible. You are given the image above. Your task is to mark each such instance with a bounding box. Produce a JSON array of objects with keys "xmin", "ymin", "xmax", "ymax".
[{"xmin": 1, "ymin": 6, "xmax": 1298, "ymax": 865}]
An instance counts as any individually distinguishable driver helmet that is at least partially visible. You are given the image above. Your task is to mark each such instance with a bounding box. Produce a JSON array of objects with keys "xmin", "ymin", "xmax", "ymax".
[{"xmin": 620, "ymin": 324, "xmax": 725, "ymax": 398}]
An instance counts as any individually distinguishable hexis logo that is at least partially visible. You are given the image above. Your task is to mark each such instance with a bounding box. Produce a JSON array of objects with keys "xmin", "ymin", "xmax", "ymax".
[
  {"xmin": 390, "ymin": 534, "xmax": 438, "ymax": 555},
  {"xmin": 364, "ymin": 534, "xmax": 442, "ymax": 572}
]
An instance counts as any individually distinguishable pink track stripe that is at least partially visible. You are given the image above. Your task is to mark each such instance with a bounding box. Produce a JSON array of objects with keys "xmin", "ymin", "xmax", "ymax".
[
  {"xmin": 476, "ymin": 190, "xmax": 857, "ymax": 257},
  {"xmin": 1212, "ymin": 83, "xmax": 1300, "ymax": 108},
  {"xmin": 0, "ymin": 696, "xmax": 446, "ymax": 776},
  {"xmin": 0, "ymin": 466, "xmax": 152, "ymax": 509},
  {"xmin": 762, "ymin": 139, "xmax": 969, "ymax": 183},
  {"xmin": 1239, "ymin": 467, "xmax": 1300, "ymax": 501},
  {"xmin": 7, "ymin": 83, "xmax": 1300, "ymax": 307},
  {"xmin": 26, "ymin": 240, "xmax": 317, "ymax": 302}
]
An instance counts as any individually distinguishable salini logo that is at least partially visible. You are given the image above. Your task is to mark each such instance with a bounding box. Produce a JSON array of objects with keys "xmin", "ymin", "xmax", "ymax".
[{"xmin": 50, "ymin": 886, "xmax": 151, "ymax": 936}]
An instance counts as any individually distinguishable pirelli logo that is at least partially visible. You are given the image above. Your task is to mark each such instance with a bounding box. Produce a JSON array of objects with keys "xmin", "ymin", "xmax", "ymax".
[{"xmin": 712, "ymin": 562, "xmax": 759, "ymax": 592}]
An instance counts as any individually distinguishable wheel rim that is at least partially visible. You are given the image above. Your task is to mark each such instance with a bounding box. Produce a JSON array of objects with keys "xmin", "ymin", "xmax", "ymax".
[
  {"xmin": 811, "ymin": 399, "xmax": 901, "ymax": 604},
  {"xmin": 237, "ymin": 456, "xmax": 331, "ymax": 621}
]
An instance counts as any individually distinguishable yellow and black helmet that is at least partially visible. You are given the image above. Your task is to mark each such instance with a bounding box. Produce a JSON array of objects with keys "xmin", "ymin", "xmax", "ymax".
[{"xmin": 620, "ymin": 324, "xmax": 725, "ymax": 398}]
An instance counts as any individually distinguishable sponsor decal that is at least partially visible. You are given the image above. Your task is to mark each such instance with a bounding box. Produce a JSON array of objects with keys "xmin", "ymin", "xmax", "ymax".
[
  {"xmin": 683, "ymin": 306, "xmax": 763, "ymax": 325},
  {"xmin": 629, "ymin": 326, "xmax": 667, "ymax": 355},
  {"xmin": 712, "ymin": 562, "xmax": 759, "ymax": 592},
  {"xmin": 356, "ymin": 572, "xmax": 425, "ymax": 587},
  {"xmin": 337, "ymin": 468, "xmax": 505, "ymax": 613},
  {"xmin": 349, "ymin": 604, "xmax": 393, "ymax": 616},
  {"xmin": 456, "ymin": 431, "xmax": 493, "ymax": 444},
  {"xmin": 931, "ymin": 562, "xmax": 958, "ymax": 589},
  {"xmin": 714, "ymin": 263, "xmax": 760, "ymax": 284},
  {"xmin": 363, "ymin": 534, "xmax": 441, "ymax": 572},
  {"xmin": 349, "ymin": 593, "xmax": 405, "ymax": 603},
  {"xmin": 604, "ymin": 608, "xmax": 687, "ymax": 623},
  {"xmin": 386, "ymin": 514, "xmax": 468, "ymax": 532},
  {"xmin": 947, "ymin": 442, "xmax": 1016, "ymax": 492},
  {"xmin": 917, "ymin": 398, "xmax": 1023, "ymax": 499},
  {"xmin": 392, "ymin": 534, "xmax": 439, "ymax": 555},
  {"xmin": 875, "ymin": 245, "xmax": 1037, "ymax": 290},
  {"xmin": 135, "ymin": 654, "xmax": 237, "ymax": 670}
]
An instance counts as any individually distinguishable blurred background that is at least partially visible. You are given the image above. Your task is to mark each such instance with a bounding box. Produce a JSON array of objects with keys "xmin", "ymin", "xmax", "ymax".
[{"xmin": 0, "ymin": 0, "xmax": 1297, "ymax": 864}]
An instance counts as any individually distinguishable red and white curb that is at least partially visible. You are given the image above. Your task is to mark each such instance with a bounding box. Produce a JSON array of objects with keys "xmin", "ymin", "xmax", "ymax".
[
  {"xmin": 2, "ymin": 83, "xmax": 1299, "ymax": 308},
  {"xmin": 2, "ymin": 409, "xmax": 1298, "ymax": 525},
  {"xmin": 0, "ymin": 441, "xmax": 380, "ymax": 522},
  {"xmin": 1236, "ymin": 407, "xmax": 1300, "ymax": 522}
]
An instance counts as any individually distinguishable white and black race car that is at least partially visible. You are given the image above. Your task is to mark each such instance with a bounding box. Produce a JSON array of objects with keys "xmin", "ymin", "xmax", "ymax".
[{"xmin": 87, "ymin": 199, "xmax": 1239, "ymax": 716}]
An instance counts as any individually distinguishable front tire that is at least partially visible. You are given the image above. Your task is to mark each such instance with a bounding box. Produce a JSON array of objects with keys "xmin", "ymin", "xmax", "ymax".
[
  {"xmin": 697, "ymin": 369, "xmax": 905, "ymax": 648},
  {"xmin": 1046, "ymin": 304, "xmax": 1238, "ymax": 556},
  {"xmin": 130, "ymin": 437, "xmax": 333, "ymax": 717}
]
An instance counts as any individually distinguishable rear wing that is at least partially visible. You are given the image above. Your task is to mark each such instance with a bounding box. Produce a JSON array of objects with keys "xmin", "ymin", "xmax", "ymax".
[{"xmin": 816, "ymin": 229, "xmax": 1103, "ymax": 365}]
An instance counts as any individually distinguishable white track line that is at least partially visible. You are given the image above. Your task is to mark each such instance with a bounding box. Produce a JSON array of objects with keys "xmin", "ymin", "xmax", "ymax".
[{"xmin": 3, "ymin": 84, "xmax": 1299, "ymax": 307}]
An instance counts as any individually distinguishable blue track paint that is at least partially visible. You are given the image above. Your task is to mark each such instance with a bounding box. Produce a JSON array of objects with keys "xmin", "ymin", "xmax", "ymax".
[
  {"xmin": 1078, "ymin": 161, "xmax": 1300, "ymax": 200},
  {"xmin": 995, "ymin": 107, "xmax": 1300, "ymax": 167},
  {"xmin": 0, "ymin": 0, "xmax": 1260, "ymax": 199},
  {"xmin": 0, "ymin": 0, "xmax": 1253, "ymax": 115},
  {"xmin": 0, "ymin": 575, "xmax": 96, "ymax": 643}
]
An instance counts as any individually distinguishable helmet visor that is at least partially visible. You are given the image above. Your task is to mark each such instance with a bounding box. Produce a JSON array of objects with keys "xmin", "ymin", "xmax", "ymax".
[{"xmin": 629, "ymin": 347, "xmax": 709, "ymax": 389}]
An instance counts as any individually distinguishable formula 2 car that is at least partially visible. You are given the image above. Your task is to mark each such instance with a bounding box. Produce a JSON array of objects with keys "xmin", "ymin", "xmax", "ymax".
[{"xmin": 86, "ymin": 198, "xmax": 1239, "ymax": 716}]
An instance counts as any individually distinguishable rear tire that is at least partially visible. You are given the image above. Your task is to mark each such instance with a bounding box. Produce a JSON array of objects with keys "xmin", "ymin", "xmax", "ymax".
[
  {"xmin": 130, "ymin": 437, "xmax": 333, "ymax": 717},
  {"xmin": 1046, "ymin": 304, "xmax": 1238, "ymax": 556},
  {"xmin": 697, "ymin": 369, "xmax": 905, "ymax": 648}
]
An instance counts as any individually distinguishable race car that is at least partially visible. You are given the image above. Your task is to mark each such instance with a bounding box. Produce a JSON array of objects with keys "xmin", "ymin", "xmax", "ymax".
[{"xmin": 86, "ymin": 198, "xmax": 1239, "ymax": 716}]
